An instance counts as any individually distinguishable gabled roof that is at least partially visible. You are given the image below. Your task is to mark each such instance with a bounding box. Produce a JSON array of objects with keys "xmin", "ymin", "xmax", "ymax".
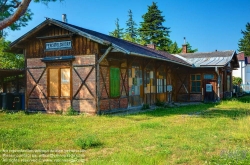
[
  {"xmin": 176, "ymin": 51, "xmax": 239, "ymax": 68},
  {"xmin": 10, "ymin": 18, "xmax": 191, "ymax": 67}
]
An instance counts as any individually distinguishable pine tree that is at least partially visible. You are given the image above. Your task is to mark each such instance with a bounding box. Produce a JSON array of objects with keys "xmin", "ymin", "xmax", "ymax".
[
  {"xmin": 109, "ymin": 18, "xmax": 124, "ymax": 39},
  {"xmin": 124, "ymin": 9, "xmax": 137, "ymax": 42},
  {"xmin": 138, "ymin": 2, "xmax": 171, "ymax": 51},
  {"xmin": 238, "ymin": 22, "xmax": 250, "ymax": 56},
  {"xmin": 169, "ymin": 41, "xmax": 179, "ymax": 54}
]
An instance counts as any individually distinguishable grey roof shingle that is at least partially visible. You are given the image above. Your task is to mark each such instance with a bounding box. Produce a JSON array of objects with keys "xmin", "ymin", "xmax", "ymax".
[
  {"xmin": 54, "ymin": 19, "xmax": 191, "ymax": 66},
  {"xmin": 10, "ymin": 18, "xmax": 191, "ymax": 67},
  {"xmin": 176, "ymin": 51, "xmax": 237, "ymax": 67}
]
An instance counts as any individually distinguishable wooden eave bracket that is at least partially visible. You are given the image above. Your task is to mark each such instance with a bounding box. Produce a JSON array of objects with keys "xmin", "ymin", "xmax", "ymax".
[{"xmin": 98, "ymin": 46, "xmax": 113, "ymax": 64}]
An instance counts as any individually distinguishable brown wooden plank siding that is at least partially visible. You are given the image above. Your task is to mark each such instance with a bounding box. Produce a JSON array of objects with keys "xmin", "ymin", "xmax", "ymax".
[{"xmin": 25, "ymin": 25, "xmax": 99, "ymax": 58}]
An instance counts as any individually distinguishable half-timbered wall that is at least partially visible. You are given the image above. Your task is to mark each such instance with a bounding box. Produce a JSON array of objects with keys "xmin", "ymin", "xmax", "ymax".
[
  {"xmin": 172, "ymin": 67, "xmax": 219, "ymax": 102},
  {"xmin": 26, "ymin": 58, "xmax": 47, "ymax": 110},
  {"xmin": 99, "ymin": 53, "xmax": 128, "ymax": 112},
  {"xmin": 72, "ymin": 55, "xmax": 96, "ymax": 114},
  {"xmin": 98, "ymin": 53, "xmax": 177, "ymax": 112},
  {"xmin": 25, "ymin": 25, "xmax": 98, "ymax": 113}
]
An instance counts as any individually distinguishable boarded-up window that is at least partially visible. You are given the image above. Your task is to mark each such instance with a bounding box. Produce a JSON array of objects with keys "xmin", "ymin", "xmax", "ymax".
[
  {"xmin": 128, "ymin": 66, "xmax": 142, "ymax": 96},
  {"xmin": 49, "ymin": 68, "xmax": 71, "ymax": 98},
  {"xmin": 61, "ymin": 69, "xmax": 70, "ymax": 97},
  {"xmin": 50, "ymin": 69, "xmax": 59, "ymax": 97},
  {"xmin": 110, "ymin": 67, "xmax": 120, "ymax": 97},
  {"xmin": 191, "ymin": 74, "xmax": 201, "ymax": 92}
]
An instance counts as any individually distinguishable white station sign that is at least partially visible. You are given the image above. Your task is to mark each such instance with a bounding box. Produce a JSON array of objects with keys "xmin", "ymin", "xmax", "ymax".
[
  {"xmin": 45, "ymin": 41, "xmax": 72, "ymax": 51},
  {"xmin": 206, "ymin": 84, "xmax": 212, "ymax": 92}
]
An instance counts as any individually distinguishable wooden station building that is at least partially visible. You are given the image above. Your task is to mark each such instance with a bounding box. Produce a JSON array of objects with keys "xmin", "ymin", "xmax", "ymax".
[{"xmin": 10, "ymin": 18, "xmax": 239, "ymax": 114}]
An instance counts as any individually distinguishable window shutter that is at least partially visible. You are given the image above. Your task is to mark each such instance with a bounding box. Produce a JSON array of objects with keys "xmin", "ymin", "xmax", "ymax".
[
  {"xmin": 115, "ymin": 68, "xmax": 120, "ymax": 97},
  {"xmin": 110, "ymin": 67, "xmax": 120, "ymax": 97}
]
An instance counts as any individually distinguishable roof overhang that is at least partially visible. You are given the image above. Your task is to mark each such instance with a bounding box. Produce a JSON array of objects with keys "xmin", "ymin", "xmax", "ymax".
[
  {"xmin": 41, "ymin": 55, "xmax": 75, "ymax": 62},
  {"xmin": 0, "ymin": 69, "xmax": 25, "ymax": 80},
  {"xmin": 177, "ymin": 51, "xmax": 239, "ymax": 69}
]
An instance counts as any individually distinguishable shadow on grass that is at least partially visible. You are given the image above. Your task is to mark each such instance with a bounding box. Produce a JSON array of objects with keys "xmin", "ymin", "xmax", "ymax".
[
  {"xmin": 122, "ymin": 103, "xmax": 217, "ymax": 117},
  {"xmin": 200, "ymin": 109, "xmax": 250, "ymax": 120},
  {"xmin": 139, "ymin": 103, "xmax": 250, "ymax": 119},
  {"xmin": 122, "ymin": 96, "xmax": 250, "ymax": 120},
  {"xmin": 225, "ymin": 95, "xmax": 250, "ymax": 103}
]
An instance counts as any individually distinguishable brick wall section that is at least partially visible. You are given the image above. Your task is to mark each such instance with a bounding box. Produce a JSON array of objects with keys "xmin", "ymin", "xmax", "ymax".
[
  {"xmin": 26, "ymin": 55, "xmax": 97, "ymax": 113},
  {"xmin": 190, "ymin": 94, "xmax": 202, "ymax": 101},
  {"xmin": 99, "ymin": 66, "xmax": 109, "ymax": 99},
  {"xmin": 99, "ymin": 60, "xmax": 129, "ymax": 111},
  {"xmin": 48, "ymin": 100, "xmax": 71, "ymax": 112},
  {"xmin": 120, "ymin": 98, "xmax": 128, "ymax": 108},
  {"xmin": 28, "ymin": 98, "xmax": 47, "ymax": 111},
  {"xmin": 74, "ymin": 55, "xmax": 95, "ymax": 65},
  {"xmin": 72, "ymin": 100, "xmax": 96, "ymax": 114},
  {"xmin": 100, "ymin": 100, "xmax": 109, "ymax": 110},
  {"xmin": 27, "ymin": 58, "xmax": 46, "ymax": 68},
  {"xmin": 72, "ymin": 55, "xmax": 96, "ymax": 114},
  {"xmin": 27, "ymin": 58, "xmax": 47, "ymax": 111}
]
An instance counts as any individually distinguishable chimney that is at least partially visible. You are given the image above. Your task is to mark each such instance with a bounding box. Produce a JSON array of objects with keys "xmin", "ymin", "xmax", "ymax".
[
  {"xmin": 62, "ymin": 14, "xmax": 67, "ymax": 23},
  {"xmin": 147, "ymin": 43, "xmax": 156, "ymax": 50},
  {"xmin": 182, "ymin": 37, "xmax": 187, "ymax": 53}
]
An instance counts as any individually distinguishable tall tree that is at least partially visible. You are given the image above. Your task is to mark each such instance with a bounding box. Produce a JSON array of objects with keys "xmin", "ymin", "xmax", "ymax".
[
  {"xmin": 238, "ymin": 22, "xmax": 250, "ymax": 56},
  {"xmin": 0, "ymin": 0, "xmax": 63, "ymax": 36},
  {"xmin": 109, "ymin": 18, "xmax": 124, "ymax": 39},
  {"xmin": 138, "ymin": 2, "xmax": 171, "ymax": 51},
  {"xmin": 124, "ymin": 9, "xmax": 137, "ymax": 43},
  {"xmin": 0, "ymin": 38, "xmax": 24, "ymax": 68}
]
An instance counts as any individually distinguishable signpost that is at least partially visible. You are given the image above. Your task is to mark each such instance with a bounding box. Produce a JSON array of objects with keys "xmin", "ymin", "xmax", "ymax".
[
  {"xmin": 167, "ymin": 85, "xmax": 172, "ymax": 103},
  {"xmin": 206, "ymin": 84, "xmax": 212, "ymax": 92}
]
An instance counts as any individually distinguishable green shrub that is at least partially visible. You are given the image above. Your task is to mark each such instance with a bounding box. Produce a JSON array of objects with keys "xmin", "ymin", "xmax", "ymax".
[
  {"xmin": 65, "ymin": 107, "xmax": 78, "ymax": 116},
  {"xmin": 238, "ymin": 96, "xmax": 250, "ymax": 103},
  {"xmin": 141, "ymin": 104, "xmax": 150, "ymax": 110},
  {"xmin": 75, "ymin": 134, "xmax": 102, "ymax": 149},
  {"xmin": 55, "ymin": 110, "xmax": 63, "ymax": 115},
  {"xmin": 155, "ymin": 99, "xmax": 165, "ymax": 107}
]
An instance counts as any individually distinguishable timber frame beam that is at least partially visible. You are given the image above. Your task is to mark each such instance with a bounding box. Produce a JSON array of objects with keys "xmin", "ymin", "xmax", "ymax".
[{"xmin": 98, "ymin": 46, "xmax": 113, "ymax": 64}]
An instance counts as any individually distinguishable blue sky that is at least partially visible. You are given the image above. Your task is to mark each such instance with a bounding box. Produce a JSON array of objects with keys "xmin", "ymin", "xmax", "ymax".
[{"xmin": 5, "ymin": 0, "xmax": 250, "ymax": 52}]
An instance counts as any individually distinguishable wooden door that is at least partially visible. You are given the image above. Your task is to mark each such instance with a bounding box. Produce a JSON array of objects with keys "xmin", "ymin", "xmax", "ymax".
[{"xmin": 203, "ymin": 79, "xmax": 216, "ymax": 102}]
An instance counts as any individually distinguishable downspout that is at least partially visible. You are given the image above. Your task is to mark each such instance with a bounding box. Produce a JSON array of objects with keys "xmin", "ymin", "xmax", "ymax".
[{"xmin": 215, "ymin": 67, "xmax": 220, "ymax": 101}]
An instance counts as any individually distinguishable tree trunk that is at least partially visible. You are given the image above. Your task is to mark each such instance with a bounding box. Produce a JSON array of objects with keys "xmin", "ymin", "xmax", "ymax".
[{"xmin": 0, "ymin": 0, "xmax": 32, "ymax": 30}]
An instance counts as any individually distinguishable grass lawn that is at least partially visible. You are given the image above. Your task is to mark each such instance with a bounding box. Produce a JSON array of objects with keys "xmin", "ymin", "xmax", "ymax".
[{"xmin": 1, "ymin": 96, "xmax": 250, "ymax": 164}]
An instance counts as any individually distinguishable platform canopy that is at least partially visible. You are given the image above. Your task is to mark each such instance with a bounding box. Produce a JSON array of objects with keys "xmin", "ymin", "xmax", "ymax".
[{"xmin": 0, "ymin": 68, "xmax": 25, "ymax": 80}]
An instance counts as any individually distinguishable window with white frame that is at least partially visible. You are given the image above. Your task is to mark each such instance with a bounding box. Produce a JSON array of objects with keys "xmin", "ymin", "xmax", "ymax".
[{"xmin": 157, "ymin": 71, "xmax": 166, "ymax": 93}]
